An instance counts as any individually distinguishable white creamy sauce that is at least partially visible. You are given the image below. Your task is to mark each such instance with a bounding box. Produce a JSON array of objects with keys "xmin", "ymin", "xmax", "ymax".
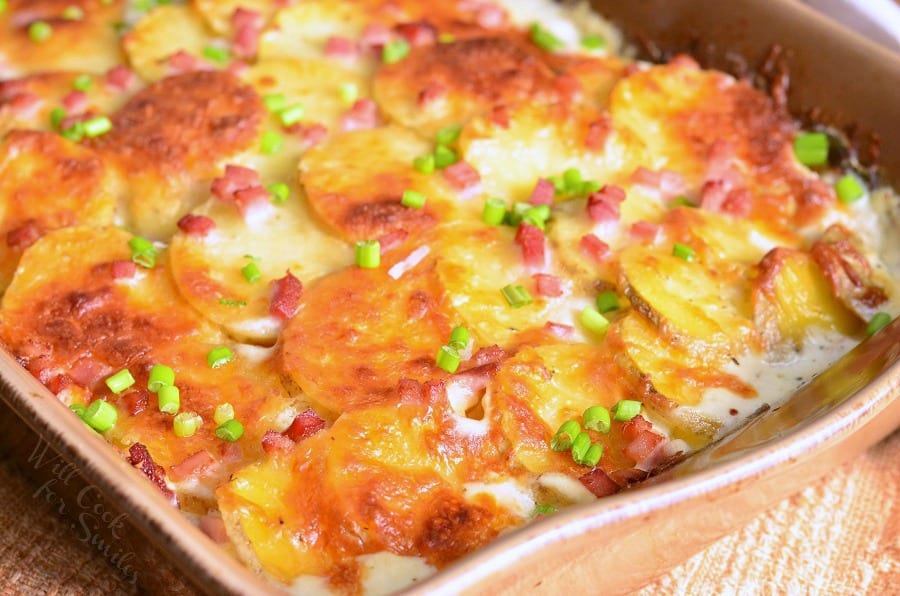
[
  {"xmin": 462, "ymin": 479, "xmax": 535, "ymax": 518},
  {"xmin": 537, "ymin": 472, "xmax": 597, "ymax": 505}
]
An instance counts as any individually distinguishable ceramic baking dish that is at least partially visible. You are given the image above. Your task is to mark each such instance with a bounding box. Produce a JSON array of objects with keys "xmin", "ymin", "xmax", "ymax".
[{"xmin": 0, "ymin": 0, "xmax": 897, "ymax": 593}]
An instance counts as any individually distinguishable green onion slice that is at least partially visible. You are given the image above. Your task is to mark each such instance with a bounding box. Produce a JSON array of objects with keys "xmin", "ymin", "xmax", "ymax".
[
  {"xmin": 501, "ymin": 284, "xmax": 533, "ymax": 309},
  {"xmin": 866, "ymin": 312, "xmax": 892, "ymax": 337},
  {"xmin": 355, "ymin": 240, "xmax": 381, "ymax": 268},
  {"xmin": 595, "ymin": 290, "xmax": 620, "ymax": 314},
  {"xmin": 835, "ymin": 174, "xmax": 865, "ymax": 204},
  {"xmin": 580, "ymin": 307, "xmax": 609, "ymax": 336},
  {"xmin": 147, "ymin": 364, "xmax": 174, "ymax": 393},
  {"xmin": 550, "ymin": 419, "xmax": 581, "ymax": 451},
  {"xmin": 581, "ymin": 34, "xmax": 606, "ymax": 51},
  {"xmin": 242, "ymin": 262, "xmax": 262, "ymax": 283},
  {"xmin": 611, "ymin": 399, "xmax": 642, "ymax": 422},
  {"xmin": 482, "ymin": 198, "xmax": 507, "ymax": 226},
  {"xmin": 72, "ymin": 74, "xmax": 93, "ymax": 91},
  {"xmin": 69, "ymin": 404, "xmax": 87, "ymax": 419},
  {"xmin": 793, "ymin": 132, "xmax": 829, "ymax": 167},
  {"xmin": 583, "ymin": 405, "xmax": 611, "ymax": 434},
  {"xmin": 413, "ymin": 154, "xmax": 435, "ymax": 174},
  {"xmin": 260, "ymin": 131, "xmax": 284, "ymax": 155},
  {"xmin": 214, "ymin": 402, "xmax": 235, "ymax": 426},
  {"xmin": 434, "ymin": 144, "xmax": 458, "ymax": 169},
  {"xmin": 83, "ymin": 400, "xmax": 118, "ymax": 432},
  {"xmin": 570, "ymin": 432, "xmax": 592, "ymax": 462},
  {"xmin": 215, "ymin": 419, "xmax": 244, "ymax": 442},
  {"xmin": 173, "ymin": 411, "xmax": 201, "ymax": 438},
  {"xmin": 576, "ymin": 443, "xmax": 603, "ymax": 467},
  {"xmin": 105, "ymin": 369, "xmax": 135, "ymax": 394},
  {"xmin": 448, "ymin": 326, "xmax": 469, "ymax": 351},
  {"xmin": 29, "ymin": 21, "xmax": 53, "ymax": 43},
  {"xmin": 436, "ymin": 124, "xmax": 462, "ymax": 145},
  {"xmin": 435, "ymin": 345, "xmax": 461, "ymax": 374},
  {"xmin": 83, "ymin": 116, "xmax": 112, "ymax": 138},
  {"xmin": 207, "ymin": 346, "xmax": 234, "ymax": 369},
  {"xmin": 401, "ymin": 189, "xmax": 426, "ymax": 209},
  {"xmin": 382, "ymin": 39, "xmax": 410, "ymax": 64},
  {"xmin": 157, "ymin": 385, "xmax": 180, "ymax": 415},
  {"xmin": 279, "ymin": 104, "xmax": 305, "ymax": 127},
  {"xmin": 672, "ymin": 243, "xmax": 696, "ymax": 262},
  {"xmin": 268, "ymin": 182, "xmax": 290, "ymax": 204},
  {"xmin": 128, "ymin": 236, "xmax": 157, "ymax": 269},
  {"xmin": 529, "ymin": 23, "xmax": 564, "ymax": 52},
  {"xmin": 263, "ymin": 93, "xmax": 287, "ymax": 113}
]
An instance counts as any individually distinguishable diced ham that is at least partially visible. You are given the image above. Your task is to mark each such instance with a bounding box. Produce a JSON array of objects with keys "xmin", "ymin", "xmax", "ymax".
[
  {"xmin": 488, "ymin": 104, "xmax": 510, "ymax": 129},
  {"xmin": 111, "ymin": 259, "xmax": 136, "ymax": 280},
  {"xmin": 46, "ymin": 374, "xmax": 73, "ymax": 395},
  {"xmin": 299, "ymin": 123, "xmax": 328, "ymax": 148},
  {"xmin": 629, "ymin": 221, "xmax": 660, "ymax": 243},
  {"xmin": 127, "ymin": 443, "xmax": 177, "ymax": 505},
  {"xmin": 395, "ymin": 21, "xmax": 437, "ymax": 46},
  {"xmin": 443, "ymin": 161, "xmax": 482, "ymax": 199},
  {"xmin": 631, "ymin": 167, "xmax": 687, "ymax": 199},
  {"xmin": 515, "ymin": 222, "xmax": 546, "ymax": 270},
  {"xmin": 470, "ymin": 345, "xmax": 507, "ymax": 366},
  {"xmin": 7, "ymin": 92, "xmax": 41, "ymax": 117},
  {"xmin": 324, "ymin": 36, "xmax": 360, "ymax": 59},
  {"xmin": 721, "ymin": 188, "xmax": 752, "ymax": 217},
  {"xmin": 284, "ymin": 409, "xmax": 326, "ymax": 442},
  {"xmin": 448, "ymin": 362, "xmax": 499, "ymax": 399},
  {"xmin": 232, "ymin": 7, "xmax": 263, "ymax": 30},
  {"xmin": 700, "ymin": 181, "xmax": 752, "ymax": 218},
  {"xmin": 169, "ymin": 450, "xmax": 216, "ymax": 482},
  {"xmin": 122, "ymin": 389, "xmax": 148, "ymax": 416},
  {"xmin": 233, "ymin": 185, "xmax": 272, "ymax": 221},
  {"xmin": 261, "ymin": 430, "xmax": 295, "ymax": 455},
  {"xmin": 225, "ymin": 60, "xmax": 249, "ymax": 77},
  {"xmin": 105, "ymin": 65, "xmax": 136, "ymax": 91},
  {"xmin": 69, "ymin": 357, "xmax": 111, "ymax": 387},
  {"xmin": 621, "ymin": 415, "xmax": 667, "ymax": 470},
  {"xmin": 529, "ymin": 178, "xmax": 555, "ymax": 206},
  {"xmin": 211, "ymin": 165, "xmax": 261, "ymax": 202},
  {"xmin": 269, "ymin": 270, "xmax": 303, "ymax": 321},
  {"xmin": 198, "ymin": 514, "xmax": 229, "ymax": 543},
  {"xmin": 177, "ymin": 214, "xmax": 216, "ymax": 237},
  {"xmin": 339, "ymin": 98, "xmax": 379, "ymax": 132},
  {"xmin": 360, "ymin": 23, "xmax": 395, "ymax": 51},
  {"xmin": 398, "ymin": 378, "xmax": 425, "ymax": 405},
  {"xmin": 533, "ymin": 273, "xmax": 563, "ymax": 297},
  {"xmin": 579, "ymin": 233, "xmax": 610, "ymax": 263},
  {"xmin": 553, "ymin": 73, "xmax": 582, "ymax": 103},
  {"xmin": 587, "ymin": 185, "xmax": 626, "ymax": 224},
  {"xmin": 544, "ymin": 321, "xmax": 576, "ymax": 340},
  {"xmin": 585, "ymin": 117, "xmax": 611, "ymax": 150},
  {"xmin": 6, "ymin": 221, "xmax": 41, "ymax": 250},
  {"xmin": 167, "ymin": 50, "xmax": 204, "ymax": 74},
  {"xmin": 231, "ymin": 8, "xmax": 262, "ymax": 59},
  {"xmin": 418, "ymin": 82, "xmax": 447, "ymax": 107},
  {"xmin": 61, "ymin": 90, "xmax": 88, "ymax": 114},
  {"xmin": 579, "ymin": 467, "xmax": 620, "ymax": 498}
]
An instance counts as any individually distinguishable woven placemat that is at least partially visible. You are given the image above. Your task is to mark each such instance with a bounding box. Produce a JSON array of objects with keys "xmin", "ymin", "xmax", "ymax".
[{"xmin": 0, "ymin": 431, "xmax": 896, "ymax": 595}]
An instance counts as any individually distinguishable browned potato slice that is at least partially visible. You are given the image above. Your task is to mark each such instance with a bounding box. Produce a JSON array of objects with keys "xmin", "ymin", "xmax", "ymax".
[
  {"xmin": 280, "ymin": 252, "xmax": 453, "ymax": 415},
  {"xmin": 88, "ymin": 71, "xmax": 264, "ymax": 239},
  {"xmin": 0, "ymin": 131, "xmax": 119, "ymax": 292},
  {"xmin": 0, "ymin": 0, "xmax": 125, "ymax": 76}
]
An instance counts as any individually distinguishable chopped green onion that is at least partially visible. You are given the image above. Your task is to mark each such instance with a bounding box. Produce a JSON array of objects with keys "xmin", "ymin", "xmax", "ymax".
[
  {"xmin": 241, "ymin": 262, "xmax": 262, "ymax": 283},
  {"xmin": 570, "ymin": 432, "xmax": 592, "ymax": 462},
  {"xmin": 835, "ymin": 174, "xmax": 865, "ymax": 204},
  {"xmin": 793, "ymin": 132, "xmax": 829, "ymax": 167},
  {"xmin": 448, "ymin": 325, "xmax": 469, "ymax": 350},
  {"xmin": 214, "ymin": 402, "xmax": 235, "ymax": 425},
  {"xmin": 147, "ymin": 364, "xmax": 174, "ymax": 393},
  {"xmin": 436, "ymin": 124, "xmax": 462, "ymax": 145},
  {"xmin": 522, "ymin": 210, "xmax": 546, "ymax": 230},
  {"xmin": 129, "ymin": 236, "xmax": 157, "ymax": 268},
  {"xmin": 596, "ymin": 290, "xmax": 620, "ymax": 314},
  {"xmin": 105, "ymin": 369, "xmax": 135, "ymax": 394},
  {"xmin": 215, "ymin": 419, "xmax": 244, "ymax": 442},
  {"xmin": 548, "ymin": 176, "xmax": 565, "ymax": 194},
  {"xmin": 157, "ymin": 385, "xmax": 180, "ymax": 415},
  {"xmin": 532, "ymin": 503, "xmax": 557, "ymax": 516},
  {"xmin": 580, "ymin": 180, "xmax": 602, "ymax": 195},
  {"xmin": 61, "ymin": 121, "xmax": 84, "ymax": 142},
  {"xmin": 260, "ymin": 131, "xmax": 284, "ymax": 155},
  {"xmin": 435, "ymin": 345, "xmax": 461, "ymax": 374},
  {"xmin": 582, "ymin": 405, "xmax": 611, "ymax": 434},
  {"xmin": 218, "ymin": 299, "xmax": 246, "ymax": 307},
  {"xmin": 207, "ymin": 346, "xmax": 234, "ymax": 369},
  {"xmin": 580, "ymin": 307, "xmax": 609, "ymax": 336},
  {"xmin": 672, "ymin": 243, "xmax": 696, "ymax": 262},
  {"xmin": 268, "ymin": 182, "xmax": 290, "ymax": 204},
  {"xmin": 562, "ymin": 168, "xmax": 583, "ymax": 193},
  {"xmin": 401, "ymin": 189, "xmax": 426, "ymax": 209},
  {"xmin": 173, "ymin": 411, "xmax": 201, "ymax": 437},
  {"xmin": 50, "ymin": 107, "xmax": 67, "ymax": 129},
  {"xmin": 202, "ymin": 45, "xmax": 229, "ymax": 64},
  {"xmin": 501, "ymin": 284, "xmax": 533, "ymax": 309},
  {"xmin": 339, "ymin": 82, "xmax": 358, "ymax": 106},
  {"xmin": 0, "ymin": 1, "xmax": 7, "ymax": 14},
  {"xmin": 434, "ymin": 144, "xmax": 458, "ymax": 169},
  {"xmin": 581, "ymin": 34, "xmax": 606, "ymax": 51},
  {"xmin": 69, "ymin": 404, "xmax": 86, "ymax": 418},
  {"xmin": 529, "ymin": 23, "xmax": 563, "ymax": 52},
  {"xmin": 62, "ymin": 5, "xmax": 84, "ymax": 20},
  {"xmin": 482, "ymin": 198, "xmax": 507, "ymax": 226},
  {"xmin": 866, "ymin": 312, "xmax": 891, "ymax": 336},
  {"xmin": 670, "ymin": 195, "xmax": 696, "ymax": 208},
  {"xmin": 83, "ymin": 116, "xmax": 112, "ymax": 138},
  {"xmin": 263, "ymin": 93, "xmax": 287, "ymax": 113},
  {"xmin": 279, "ymin": 104, "xmax": 305, "ymax": 127},
  {"xmin": 29, "ymin": 21, "xmax": 53, "ymax": 43},
  {"xmin": 72, "ymin": 74, "xmax": 93, "ymax": 91},
  {"xmin": 382, "ymin": 39, "xmax": 410, "ymax": 64},
  {"xmin": 83, "ymin": 400, "xmax": 118, "ymax": 432},
  {"xmin": 413, "ymin": 154, "xmax": 435, "ymax": 174},
  {"xmin": 550, "ymin": 419, "xmax": 581, "ymax": 451},
  {"xmin": 355, "ymin": 239, "xmax": 381, "ymax": 268},
  {"xmin": 575, "ymin": 443, "xmax": 603, "ymax": 467},
  {"xmin": 611, "ymin": 399, "xmax": 642, "ymax": 422}
]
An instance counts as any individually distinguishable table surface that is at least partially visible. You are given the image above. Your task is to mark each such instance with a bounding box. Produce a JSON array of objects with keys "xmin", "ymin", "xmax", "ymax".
[{"xmin": 0, "ymin": 431, "xmax": 896, "ymax": 595}]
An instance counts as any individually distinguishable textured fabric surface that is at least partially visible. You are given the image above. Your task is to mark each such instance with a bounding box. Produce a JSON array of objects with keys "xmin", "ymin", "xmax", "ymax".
[{"xmin": 0, "ymin": 432, "xmax": 896, "ymax": 595}]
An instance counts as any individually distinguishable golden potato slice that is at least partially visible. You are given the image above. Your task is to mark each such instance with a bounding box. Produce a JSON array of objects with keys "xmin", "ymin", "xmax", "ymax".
[
  {"xmin": 240, "ymin": 58, "xmax": 369, "ymax": 133},
  {"xmin": 460, "ymin": 102, "xmax": 647, "ymax": 202},
  {"xmin": 299, "ymin": 125, "xmax": 457, "ymax": 242},
  {"xmin": 0, "ymin": 0, "xmax": 125, "ymax": 76},
  {"xmin": 168, "ymin": 194, "xmax": 352, "ymax": 344},
  {"xmin": 753, "ymin": 247, "xmax": 861, "ymax": 347},
  {"xmin": 281, "ymin": 252, "xmax": 453, "ymax": 415},
  {"xmin": 218, "ymin": 396, "xmax": 516, "ymax": 586},
  {"xmin": 0, "ymin": 131, "xmax": 120, "ymax": 292},
  {"xmin": 259, "ymin": 0, "xmax": 368, "ymax": 65},
  {"xmin": 192, "ymin": 0, "xmax": 275, "ymax": 35},
  {"xmin": 618, "ymin": 244, "xmax": 757, "ymax": 356},
  {"xmin": 88, "ymin": 71, "xmax": 264, "ymax": 239},
  {"xmin": 123, "ymin": 4, "xmax": 214, "ymax": 83}
]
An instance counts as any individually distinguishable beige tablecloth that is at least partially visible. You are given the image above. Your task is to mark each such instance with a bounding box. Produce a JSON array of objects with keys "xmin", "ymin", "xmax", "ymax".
[{"xmin": 0, "ymin": 432, "xmax": 897, "ymax": 595}]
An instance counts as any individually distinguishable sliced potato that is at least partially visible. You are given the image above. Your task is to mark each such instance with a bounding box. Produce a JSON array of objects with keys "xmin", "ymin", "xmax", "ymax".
[
  {"xmin": 299, "ymin": 125, "xmax": 456, "ymax": 242},
  {"xmin": 0, "ymin": 131, "xmax": 120, "ymax": 292},
  {"xmin": 618, "ymin": 244, "xmax": 757, "ymax": 356},
  {"xmin": 192, "ymin": 0, "xmax": 276, "ymax": 35},
  {"xmin": 124, "ymin": 4, "xmax": 214, "ymax": 82},
  {"xmin": 168, "ymin": 193, "xmax": 352, "ymax": 344},
  {"xmin": 259, "ymin": 0, "xmax": 368, "ymax": 66}
]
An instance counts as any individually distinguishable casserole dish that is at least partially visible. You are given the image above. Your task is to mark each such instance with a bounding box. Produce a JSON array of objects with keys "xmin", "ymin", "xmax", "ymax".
[{"xmin": 0, "ymin": 3, "xmax": 896, "ymax": 591}]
